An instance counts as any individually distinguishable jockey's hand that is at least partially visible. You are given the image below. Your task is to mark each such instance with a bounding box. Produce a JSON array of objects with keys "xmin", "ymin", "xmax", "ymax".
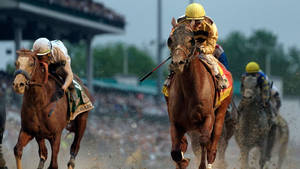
[{"xmin": 62, "ymin": 85, "xmax": 68, "ymax": 92}]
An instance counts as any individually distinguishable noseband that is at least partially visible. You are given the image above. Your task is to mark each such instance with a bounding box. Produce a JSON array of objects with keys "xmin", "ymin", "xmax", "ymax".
[{"xmin": 171, "ymin": 45, "xmax": 198, "ymax": 68}]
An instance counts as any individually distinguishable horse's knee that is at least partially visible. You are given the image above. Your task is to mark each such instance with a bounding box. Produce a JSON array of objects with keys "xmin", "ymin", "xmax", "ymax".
[
  {"xmin": 199, "ymin": 129, "xmax": 210, "ymax": 144},
  {"xmin": 207, "ymin": 149, "xmax": 217, "ymax": 163},
  {"xmin": 171, "ymin": 150, "xmax": 184, "ymax": 162}
]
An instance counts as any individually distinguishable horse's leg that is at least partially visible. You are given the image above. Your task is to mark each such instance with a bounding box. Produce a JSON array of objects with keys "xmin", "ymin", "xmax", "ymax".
[
  {"xmin": 14, "ymin": 130, "xmax": 33, "ymax": 169},
  {"xmin": 199, "ymin": 108, "xmax": 215, "ymax": 145},
  {"xmin": 48, "ymin": 133, "xmax": 62, "ymax": 169},
  {"xmin": 170, "ymin": 124, "xmax": 189, "ymax": 169},
  {"xmin": 0, "ymin": 129, "xmax": 7, "ymax": 169},
  {"xmin": 206, "ymin": 102, "xmax": 228, "ymax": 168},
  {"xmin": 36, "ymin": 138, "xmax": 48, "ymax": 169},
  {"xmin": 277, "ymin": 120, "xmax": 289, "ymax": 169},
  {"xmin": 216, "ymin": 134, "xmax": 228, "ymax": 169},
  {"xmin": 240, "ymin": 147, "xmax": 250, "ymax": 169},
  {"xmin": 263, "ymin": 124, "xmax": 277, "ymax": 169},
  {"xmin": 68, "ymin": 112, "xmax": 88, "ymax": 169}
]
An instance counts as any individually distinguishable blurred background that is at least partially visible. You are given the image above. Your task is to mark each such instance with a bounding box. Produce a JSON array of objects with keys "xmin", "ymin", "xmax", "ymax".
[{"xmin": 0, "ymin": 0, "xmax": 299, "ymax": 168}]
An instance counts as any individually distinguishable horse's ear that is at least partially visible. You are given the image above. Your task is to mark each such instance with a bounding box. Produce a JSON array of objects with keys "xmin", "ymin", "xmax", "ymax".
[{"xmin": 171, "ymin": 17, "xmax": 177, "ymax": 28}]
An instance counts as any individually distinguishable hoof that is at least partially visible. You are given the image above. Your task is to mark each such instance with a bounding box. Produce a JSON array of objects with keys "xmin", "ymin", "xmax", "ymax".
[
  {"xmin": 67, "ymin": 159, "xmax": 75, "ymax": 169},
  {"xmin": 37, "ymin": 159, "xmax": 45, "ymax": 169},
  {"xmin": 171, "ymin": 150, "xmax": 183, "ymax": 162},
  {"xmin": 175, "ymin": 158, "xmax": 190, "ymax": 169},
  {"xmin": 0, "ymin": 167, "xmax": 8, "ymax": 169}
]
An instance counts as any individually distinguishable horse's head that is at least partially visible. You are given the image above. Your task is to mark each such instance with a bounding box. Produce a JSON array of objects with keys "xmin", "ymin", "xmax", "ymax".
[
  {"xmin": 13, "ymin": 49, "xmax": 48, "ymax": 94},
  {"xmin": 241, "ymin": 75, "xmax": 260, "ymax": 102},
  {"xmin": 168, "ymin": 19, "xmax": 197, "ymax": 73}
]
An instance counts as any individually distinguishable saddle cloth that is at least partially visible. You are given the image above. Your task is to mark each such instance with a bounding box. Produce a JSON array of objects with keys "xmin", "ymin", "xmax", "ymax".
[
  {"xmin": 68, "ymin": 79, "xmax": 94, "ymax": 121},
  {"xmin": 162, "ymin": 57, "xmax": 233, "ymax": 109},
  {"xmin": 214, "ymin": 62, "xmax": 233, "ymax": 108}
]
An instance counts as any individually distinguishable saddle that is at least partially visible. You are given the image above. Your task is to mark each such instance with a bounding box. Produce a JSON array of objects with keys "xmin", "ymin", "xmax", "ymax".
[
  {"xmin": 197, "ymin": 56, "xmax": 233, "ymax": 108},
  {"xmin": 48, "ymin": 62, "xmax": 94, "ymax": 121}
]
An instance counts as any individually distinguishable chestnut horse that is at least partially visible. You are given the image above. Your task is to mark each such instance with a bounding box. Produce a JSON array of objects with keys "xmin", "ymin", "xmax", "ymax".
[
  {"xmin": 166, "ymin": 21, "xmax": 233, "ymax": 169},
  {"xmin": 12, "ymin": 49, "xmax": 92, "ymax": 169}
]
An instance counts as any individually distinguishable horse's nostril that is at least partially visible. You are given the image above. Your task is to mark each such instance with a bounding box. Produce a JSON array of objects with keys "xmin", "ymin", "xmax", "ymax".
[
  {"xmin": 171, "ymin": 61, "xmax": 174, "ymax": 64},
  {"xmin": 20, "ymin": 83, "xmax": 25, "ymax": 87}
]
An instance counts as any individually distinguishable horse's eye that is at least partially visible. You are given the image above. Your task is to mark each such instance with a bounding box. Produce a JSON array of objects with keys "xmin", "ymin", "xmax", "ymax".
[
  {"xmin": 190, "ymin": 38, "xmax": 195, "ymax": 46},
  {"xmin": 167, "ymin": 37, "xmax": 173, "ymax": 47},
  {"xmin": 29, "ymin": 63, "xmax": 34, "ymax": 67}
]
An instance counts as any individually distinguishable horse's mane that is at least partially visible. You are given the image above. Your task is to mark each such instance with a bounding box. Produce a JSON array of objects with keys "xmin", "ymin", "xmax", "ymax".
[{"xmin": 16, "ymin": 49, "xmax": 37, "ymax": 57}]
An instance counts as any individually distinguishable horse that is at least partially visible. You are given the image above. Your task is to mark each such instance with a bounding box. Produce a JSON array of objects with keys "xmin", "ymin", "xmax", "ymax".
[
  {"xmin": 165, "ymin": 20, "xmax": 233, "ymax": 169},
  {"xmin": 190, "ymin": 100, "xmax": 238, "ymax": 169},
  {"xmin": 235, "ymin": 74, "xmax": 289, "ymax": 169},
  {"xmin": 12, "ymin": 49, "xmax": 92, "ymax": 169},
  {"xmin": 0, "ymin": 72, "xmax": 8, "ymax": 169}
]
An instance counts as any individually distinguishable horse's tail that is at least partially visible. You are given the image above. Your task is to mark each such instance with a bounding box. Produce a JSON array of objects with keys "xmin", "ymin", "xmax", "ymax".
[{"xmin": 276, "ymin": 115, "xmax": 289, "ymax": 169}]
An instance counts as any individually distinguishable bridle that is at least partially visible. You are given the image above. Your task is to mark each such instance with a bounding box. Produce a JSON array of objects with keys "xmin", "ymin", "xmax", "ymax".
[
  {"xmin": 14, "ymin": 55, "xmax": 49, "ymax": 87},
  {"xmin": 170, "ymin": 25, "xmax": 199, "ymax": 68}
]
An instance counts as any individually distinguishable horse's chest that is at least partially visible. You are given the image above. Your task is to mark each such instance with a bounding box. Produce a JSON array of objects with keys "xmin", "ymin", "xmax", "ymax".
[{"xmin": 21, "ymin": 111, "xmax": 51, "ymax": 135}]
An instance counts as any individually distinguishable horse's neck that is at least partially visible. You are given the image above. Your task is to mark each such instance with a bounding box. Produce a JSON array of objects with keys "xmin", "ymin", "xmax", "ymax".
[
  {"xmin": 24, "ymin": 75, "xmax": 55, "ymax": 107},
  {"xmin": 177, "ymin": 59, "xmax": 210, "ymax": 95}
]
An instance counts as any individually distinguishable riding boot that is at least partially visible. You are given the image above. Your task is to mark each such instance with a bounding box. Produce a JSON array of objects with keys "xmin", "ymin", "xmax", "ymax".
[
  {"xmin": 162, "ymin": 71, "xmax": 174, "ymax": 97},
  {"xmin": 202, "ymin": 54, "xmax": 228, "ymax": 90}
]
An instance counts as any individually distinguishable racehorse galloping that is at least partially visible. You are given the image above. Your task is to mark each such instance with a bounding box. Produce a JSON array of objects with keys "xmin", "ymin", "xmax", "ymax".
[
  {"xmin": 12, "ymin": 49, "xmax": 92, "ymax": 169},
  {"xmin": 235, "ymin": 75, "xmax": 289, "ymax": 169},
  {"xmin": 166, "ymin": 21, "xmax": 233, "ymax": 169}
]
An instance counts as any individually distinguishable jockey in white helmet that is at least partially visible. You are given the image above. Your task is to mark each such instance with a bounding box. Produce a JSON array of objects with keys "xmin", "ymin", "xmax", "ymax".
[{"xmin": 32, "ymin": 38, "xmax": 73, "ymax": 92}]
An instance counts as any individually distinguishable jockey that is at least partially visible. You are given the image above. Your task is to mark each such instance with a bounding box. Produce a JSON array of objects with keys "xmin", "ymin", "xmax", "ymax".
[
  {"xmin": 32, "ymin": 38, "xmax": 73, "ymax": 92},
  {"xmin": 213, "ymin": 44, "xmax": 229, "ymax": 70},
  {"xmin": 239, "ymin": 61, "xmax": 278, "ymax": 123},
  {"xmin": 164, "ymin": 3, "xmax": 227, "ymax": 92}
]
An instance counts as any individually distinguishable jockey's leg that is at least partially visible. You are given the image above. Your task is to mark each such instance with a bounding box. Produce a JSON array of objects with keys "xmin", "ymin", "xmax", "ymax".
[
  {"xmin": 202, "ymin": 54, "xmax": 228, "ymax": 89},
  {"xmin": 162, "ymin": 71, "xmax": 175, "ymax": 97}
]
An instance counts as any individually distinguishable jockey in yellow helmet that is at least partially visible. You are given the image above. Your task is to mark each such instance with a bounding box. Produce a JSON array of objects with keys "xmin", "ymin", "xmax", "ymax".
[
  {"xmin": 32, "ymin": 38, "xmax": 73, "ymax": 92},
  {"xmin": 164, "ymin": 3, "xmax": 227, "ymax": 91},
  {"xmin": 239, "ymin": 61, "xmax": 280, "ymax": 125}
]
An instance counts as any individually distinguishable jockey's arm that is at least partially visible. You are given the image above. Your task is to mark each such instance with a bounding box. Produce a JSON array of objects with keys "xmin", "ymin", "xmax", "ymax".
[
  {"xmin": 62, "ymin": 59, "xmax": 74, "ymax": 90},
  {"xmin": 259, "ymin": 76, "xmax": 270, "ymax": 106},
  {"xmin": 199, "ymin": 19, "xmax": 218, "ymax": 54},
  {"xmin": 52, "ymin": 46, "xmax": 74, "ymax": 90}
]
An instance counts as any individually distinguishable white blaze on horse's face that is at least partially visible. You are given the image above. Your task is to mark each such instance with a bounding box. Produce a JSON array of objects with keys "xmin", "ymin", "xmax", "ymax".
[
  {"xmin": 242, "ymin": 75, "xmax": 259, "ymax": 99},
  {"xmin": 169, "ymin": 25, "xmax": 194, "ymax": 74},
  {"xmin": 13, "ymin": 56, "xmax": 35, "ymax": 94}
]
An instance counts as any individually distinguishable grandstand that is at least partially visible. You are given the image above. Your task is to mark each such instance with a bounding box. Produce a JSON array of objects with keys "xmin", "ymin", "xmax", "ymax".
[{"xmin": 0, "ymin": 0, "xmax": 125, "ymax": 91}]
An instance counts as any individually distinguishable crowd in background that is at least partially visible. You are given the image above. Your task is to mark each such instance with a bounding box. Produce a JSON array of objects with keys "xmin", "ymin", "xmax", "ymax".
[
  {"xmin": 94, "ymin": 90, "xmax": 167, "ymax": 116},
  {"xmin": 37, "ymin": 0, "xmax": 125, "ymax": 23}
]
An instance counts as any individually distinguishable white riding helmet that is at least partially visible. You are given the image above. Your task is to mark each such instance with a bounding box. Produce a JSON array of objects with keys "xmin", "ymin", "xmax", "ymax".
[{"xmin": 32, "ymin": 38, "xmax": 52, "ymax": 56}]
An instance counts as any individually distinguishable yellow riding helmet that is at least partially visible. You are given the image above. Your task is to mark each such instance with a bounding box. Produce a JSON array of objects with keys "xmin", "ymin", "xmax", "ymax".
[
  {"xmin": 185, "ymin": 3, "xmax": 206, "ymax": 20},
  {"xmin": 245, "ymin": 61, "xmax": 260, "ymax": 73}
]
